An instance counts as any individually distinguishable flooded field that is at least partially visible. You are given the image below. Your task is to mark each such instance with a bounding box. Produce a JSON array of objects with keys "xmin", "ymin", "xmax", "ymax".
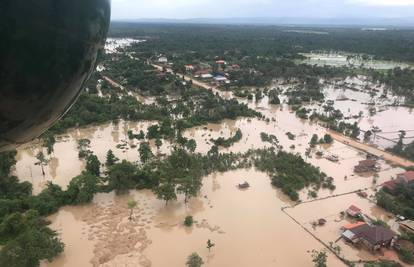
[
  {"xmin": 13, "ymin": 40, "xmax": 414, "ymax": 266},
  {"xmin": 300, "ymin": 52, "xmax": 412, "ymax": 70},
  {"xmin": 41, "ymin": 170, "xmax": 345, "ymax": 267},
  {"xmin": 14, "ymin": 120, "xmax": 172, "ymax": 194},
  {"xmin": 15, "ymin": 96, "xmax": 408, "ymax": 266},
  {"xmin": 303, "ymin": 76, "xmax": 414, "ymax": 149}
]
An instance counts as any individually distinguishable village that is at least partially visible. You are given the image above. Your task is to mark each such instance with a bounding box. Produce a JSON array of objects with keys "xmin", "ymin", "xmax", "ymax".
[
  {"xmin": 150, "ymin": 53, "xmax": 414, "ymax": 266},
  {"xmin": 3, "ymin": 28, "xmax": 414, "ymax": 267}
]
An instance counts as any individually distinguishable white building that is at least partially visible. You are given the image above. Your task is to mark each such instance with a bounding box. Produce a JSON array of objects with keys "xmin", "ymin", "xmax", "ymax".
[
  {"xmin": 201, "ymin": 73, "xmax": 213, "ymax": 79},
  {"xmin": 158, "ymin": 56, "xmax": 168, "ymax": 63}
]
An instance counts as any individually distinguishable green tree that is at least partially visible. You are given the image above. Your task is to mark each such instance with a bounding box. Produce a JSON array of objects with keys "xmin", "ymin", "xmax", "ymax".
[
  {"xmin": 66, "ymin": 172, "xmax": 100, "ymax": 204},
  {"xmin": 105, "ymin": 150, "xmax": 118, "ymax": 167},
  {"xmin": 107, "ymin": 160, "xmax": 138, "ymax": 194},
  {"xmin": 186, "ymin": 139, "xmax": 197, "ymax": 153},
  {"xmin": 323, "ymin": 134, "xmax": 333, "ymax": 144},
  {"xmin": 311, "ymin": 250, "xmax": 327, "ymax": 267},
  {"xmin": 155, "ymin": 138, "xmax": 163, "ymax": 152},
  {"xmin": 42, "ymin": 133, "xmax": 56, "ymax": 155},
  {"xmin": 77, "ymin": 139, "xmax": 92, "ymax": 159},
  {"xmin": 0, "ymin": 210, "xmax": 64, "ymax": 267},
  {"xmin": 154, "ymin": 182, "xmax": 176, "ymax": 206},
  {"xmin": 35, "ymin": 151, "xmax": 49, "ymax": 178},
  {"xmin": 0, "ymin": 150, "xmax": 17, "ymax": 177},
  {"xmin": 184, "ymin": 216, "xmax": 194, "ymax": 227},
  {"xmin": 186, "ymin": 253, "xmax": 204, "ymax": 267},
  {"xmin": 268, "ymin": 89, "xmax": 281, "ymax": 105},
  {"xmin": 177, "ymin": 176, "xmax": 202, "ymax": 203},
  {"xmin": 86, "ymin": 155, "xmax": 100, "ymax": 176},
  {"xmin": 310, "ymin": 134, "xmax": 318, "ymax": 148},
  {"xmin": 139, "ymin": 142, "xmax": 153, "ymax": 164}
]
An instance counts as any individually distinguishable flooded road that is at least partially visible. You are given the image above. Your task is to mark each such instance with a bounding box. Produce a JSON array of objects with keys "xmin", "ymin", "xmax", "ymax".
[{"xmin": 300, "ymin": 52, "xmax": 412, "ymax": 70}]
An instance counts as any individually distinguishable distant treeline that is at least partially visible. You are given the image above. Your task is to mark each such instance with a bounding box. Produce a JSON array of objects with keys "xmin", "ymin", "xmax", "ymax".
[{"xmin": 109, "ymin": 23, "xmax": 414, "ymax": 62}]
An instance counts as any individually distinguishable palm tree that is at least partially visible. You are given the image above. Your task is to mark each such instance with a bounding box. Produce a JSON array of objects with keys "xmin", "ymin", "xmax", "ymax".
[
  {"xmin": 35, "ymin": 151, "xmax": 49, "ymax": 178},
  {"xmin": 207, "ymin": 239, "xmax": 215, "ymax": 252}
]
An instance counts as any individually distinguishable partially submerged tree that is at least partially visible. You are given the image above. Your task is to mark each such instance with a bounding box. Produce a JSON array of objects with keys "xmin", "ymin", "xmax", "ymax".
[
  {"xmin": 155, "ymin": 138, "xmax": 163, "ymax": 153},
  {"xmin": 207, "ymin": 239, "xmax": 215, "ymax": 252},
  {"xmin": 184, "ymin": 216, "xmax": 194, "ymax": 227},
  {"xmin": 77, "ymin": 139, "xmax": 92, "ymax": 159},
  {"xmin": 105, "ymin": 150, "xmax": 118, "ymax": 167},
  {"xmin": 311, "ymin": 249, "xmax": 327, "ymax": 267},
  {"xmin": 177, "ymin": 176, "xmax": 202, "ymax": 203},
  {"xmin": 42, "ymin": 133, "xmax": 56, "ymax": 155},
  {"xmin": 66, "ymin": 172, "xmax": 100, "ymax": 204},
  {"xmin": 86, "ymin": 155, "xmax": 100, "ymax": 177},
  {"xmin": 35, "ymin": 151, "xmax": 49, "ymax": 178},
  {"xmin": 139, "ymin": 142, "xmax": 153, "ymax": 164},
  {"xmin": 127, "ymin": 200, "xmax": 137, "ymax": 220},
  {"xmin": 186, "ymin": 253, "xmax": 204, "ymax": 267},
  {"xmin": 154, "ymin": 182, "xmax": 177, "ymax": 206},
  {"xmin": 107, "ymin": 160, "xmax": 138, "ymax": 194}
]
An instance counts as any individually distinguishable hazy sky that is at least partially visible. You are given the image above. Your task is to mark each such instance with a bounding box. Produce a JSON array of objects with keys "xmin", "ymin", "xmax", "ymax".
[{"xmin": 111, "ymin": 0, "xmax": 414, "ymax": 20}]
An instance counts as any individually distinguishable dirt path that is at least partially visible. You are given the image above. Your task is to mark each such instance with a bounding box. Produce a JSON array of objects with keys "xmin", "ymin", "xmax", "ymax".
[
  {"xmin": 329, "ymin": 130, "xmax": 414, "ymax": 168},
  {"xmin": 102, "ymin": 76, "xmax": 124, "ymax": 90}
]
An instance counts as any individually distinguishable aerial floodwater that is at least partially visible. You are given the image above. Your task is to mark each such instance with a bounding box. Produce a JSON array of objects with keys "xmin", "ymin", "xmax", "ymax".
[{"xmin": 6, "ymin": 25, "xmax": 414, "ymax": 267}]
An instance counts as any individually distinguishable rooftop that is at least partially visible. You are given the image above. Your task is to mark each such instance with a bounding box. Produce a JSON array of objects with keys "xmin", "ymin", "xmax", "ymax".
[
  {"xmin": 357, "ymin": 159, "xmax": 377, "ymax": 167},
  {"xmin": 360, "ymin": 226, "xmax": 396, "ymax": 245},
  {"xmin": 343, "ymin": 221, "xmax": 366, "ymax": 230},
  {"xmin": 344, "ymin": 223, "xmax": 397, "ymax": 245},
  {"xmin": 348, "ymin": 205, "xmax": 362, "ymax": 213},
  {"xmin": 398, "ymin": 171, "xmax": 414, "ymax": 182}
]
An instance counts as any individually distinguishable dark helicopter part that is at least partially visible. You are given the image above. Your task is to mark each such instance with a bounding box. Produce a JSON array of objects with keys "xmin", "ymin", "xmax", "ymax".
[{"xmin": 0, "ymin": 0, "xmax": 111, "ymax": 151}]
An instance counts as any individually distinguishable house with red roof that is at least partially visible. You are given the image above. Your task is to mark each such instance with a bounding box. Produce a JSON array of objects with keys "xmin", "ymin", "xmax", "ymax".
[
  {"xmin": 397, "ymin": 171, "xmax": 414, "ymax": 183},
  {"xmin": 382, "ymin": 171, "xmax": 414, "ymax": 193}
]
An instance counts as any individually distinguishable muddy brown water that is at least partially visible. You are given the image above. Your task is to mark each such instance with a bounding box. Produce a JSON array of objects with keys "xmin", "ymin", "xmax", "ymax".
[
  {"xmin": 14, "ymin": 73, "xmax": 411, "ymax": 266},
  {"xmin": 14, "ymin": 120, "xmax": 172, "ymax": 194},
  {"xmin": 41, "ymin": 170, "xmax": 345, "ymax": 267}
]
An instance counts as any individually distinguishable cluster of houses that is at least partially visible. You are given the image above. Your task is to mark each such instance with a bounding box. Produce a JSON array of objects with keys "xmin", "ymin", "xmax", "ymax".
[
  {"xmin": 341, "ymin": 205, "xmax": 398, "ymax": 251},
  {"xmin": 339, "ymin": 200, "xmax": 414, "ymax": 254},
  {"xmin": 194, "ymin": 71, "xmax": 231, "ymax": 85},
  {"xmin": 154, "ymin": 55, "xmax": 241, "ymax": 86},
  {"xmin": 184, "ymin": 60, "xmax": 242, "ymax": 85},
  {"xmin": 338, "ymin": 170, "xmax": 414, "ymax": 252}
]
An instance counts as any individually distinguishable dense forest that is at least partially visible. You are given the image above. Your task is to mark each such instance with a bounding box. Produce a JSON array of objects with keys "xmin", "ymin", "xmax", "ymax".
[{"xmin": 109, "ymin": 23, "xmax": 414, "ymax": 62}]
